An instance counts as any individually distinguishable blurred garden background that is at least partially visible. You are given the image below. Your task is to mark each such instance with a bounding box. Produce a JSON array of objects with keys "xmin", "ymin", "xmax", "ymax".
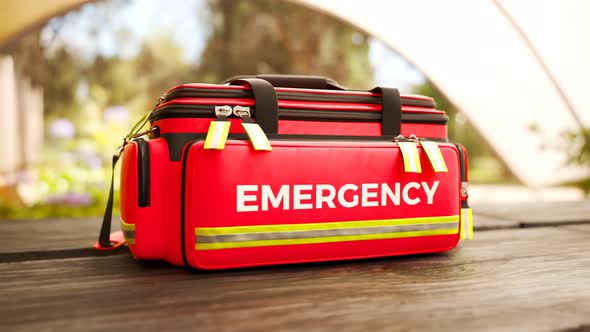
[{"xmin": 2, "ymin": 0, "xmax": 586, "ymax": 220}]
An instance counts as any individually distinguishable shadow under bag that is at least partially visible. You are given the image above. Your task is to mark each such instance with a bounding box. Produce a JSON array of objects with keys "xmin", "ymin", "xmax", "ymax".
[{"xmin": 97, "ymin": 75, "xmax": 473, "ymax": 270}]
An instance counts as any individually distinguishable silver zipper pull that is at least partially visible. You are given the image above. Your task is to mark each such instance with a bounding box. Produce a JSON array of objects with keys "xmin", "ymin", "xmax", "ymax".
[
  {"xmin": 395, "ymin": 134, "xmax": 422, "ymax": 173},
  {"xmin": 203, "ymin": 105, "xmax": 233, "ymax": 150},
  {"xmin": 215, "ymin": 105, "xmax": 233, "ymax": 120},
  {"xmin": 233, "ymin": 106, "xmax": 272, "ymax": 151},
  {"xmin": 233, "ymin": 105, "xmax": 251, "ymax": 118}
]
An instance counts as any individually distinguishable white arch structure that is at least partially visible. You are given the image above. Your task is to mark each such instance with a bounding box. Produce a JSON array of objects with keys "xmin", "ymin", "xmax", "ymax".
[
  {"xmin": 297, "ymin": 0, "xmax": 590, "ymax": 187},
  {"xmin": 1, "ymin": 0, "xmax": 589, "ymax": 187}
]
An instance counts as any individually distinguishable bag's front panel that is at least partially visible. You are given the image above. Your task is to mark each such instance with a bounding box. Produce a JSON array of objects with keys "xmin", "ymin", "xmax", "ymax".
[{"xmin": 182, "ymin": 140, "xmax": 460, "ymax": 270}]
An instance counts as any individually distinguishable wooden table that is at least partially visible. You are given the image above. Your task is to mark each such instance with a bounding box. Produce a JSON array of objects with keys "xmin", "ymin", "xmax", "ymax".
[{"xmin": 1, "ymin": 201, "xmax": 589, "ymax": 331}]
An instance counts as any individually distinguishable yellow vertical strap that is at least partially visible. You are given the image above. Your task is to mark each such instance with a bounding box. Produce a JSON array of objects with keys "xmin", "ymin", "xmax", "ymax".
[
  {"xmin": 242, "ymin": 122, "xmax": 272, "ymax": 151},
  {"xmin": 120, "ymin": 219, "xmax": 136, "ymax": 245},
  {"xmin": 204, "ymin": 121, "xmax": 231, "ymax": 150},
  {"xmin": 460, "ymin": 208, "xmax": 473, "ymax": 240},
  {"xmin": 420, "ymin": 141, "xmax": 448, "ymax": 172},
  {"xmin": 398, "ymin": 142, "xmax": 422, "ymax": 173}
]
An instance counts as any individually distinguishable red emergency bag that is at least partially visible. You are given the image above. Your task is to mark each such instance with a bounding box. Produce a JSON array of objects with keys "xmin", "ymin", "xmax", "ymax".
[{"xmin": 97, "ymin": 75, "xmax": 473, "ymax": 270}]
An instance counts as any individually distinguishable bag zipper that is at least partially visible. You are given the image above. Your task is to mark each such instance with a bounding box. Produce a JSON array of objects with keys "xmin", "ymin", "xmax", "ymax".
[
  {"xmin": 136, "ymin": 138, "xmax": 150, "ymax": 207},
  {"xmin": 162, "ymin": 88, "xmax": 436, "ymax": 108},
  {"xmin": 150, "ymin": 104, "xmax": 447, "ymax": 125}
]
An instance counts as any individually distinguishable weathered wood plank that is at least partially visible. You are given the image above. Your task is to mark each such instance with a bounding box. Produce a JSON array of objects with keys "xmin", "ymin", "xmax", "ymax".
[
  {"xmin": 472, "ymin": 214, "xmax": 520, "ymax": 230},
  {"xmin": 1, "ymin": 200, "xmax": 588, "ymax": 256},
  {"xmin": 473, "ymin": 200, "xmax": 590, "ymax": 227},
  {"xmin": 0, "ymin": 213, "xmax": 517, "ymax": 256},
  {"xmin": 1, "ymin": 227, "xmax": 588, "ymax": 332},
  {"xmin": 0, "ymin": 217, "xmax": 119, "ymax": 254},
  {"xmin": 563, "ymin": 224, "xmax": 590, "ymax": 233}
]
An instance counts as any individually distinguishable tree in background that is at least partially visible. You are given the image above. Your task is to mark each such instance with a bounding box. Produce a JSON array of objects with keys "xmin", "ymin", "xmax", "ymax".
[
  {"xmin": 196, "ymin": 0, "xmax": 373, "ymax": 88},
  {"xmin": 2, "ymin": 0, "xmax": 376, "ymax": 218}
]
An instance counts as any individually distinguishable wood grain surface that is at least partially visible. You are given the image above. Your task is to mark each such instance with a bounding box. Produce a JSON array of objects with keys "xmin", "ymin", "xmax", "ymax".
[
  {"xmin": 475, "ymin": 200, "xmax": 590, "ymax": 226},
  {"xmin": 1, "ymin": 226, "xmax": 589, "ymax": 332},
  {"xmin": 0, "ymin": 200, "xmax": 551, "ymax": 256}
]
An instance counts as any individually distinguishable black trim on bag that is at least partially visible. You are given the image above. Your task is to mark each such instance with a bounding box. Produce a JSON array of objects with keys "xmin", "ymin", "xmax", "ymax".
[
  {"xmin": 455, "ymin": 143, "xmax": 466, "ymax": 182},
  {"xmin": 180, "ymin": 141, "xmax": 196, "ymax": 268},
  {"xmin": 163, "ymin": 88, "xmax": 436, "ymax": 108},
  {"xmin": 454, "ymin": 143, "xmax": 470, "ymax": 209},
  {"xmin": 160, "ymin": 133, "xmax": 203, "ymax": 161},
  {"xmin": 136, "ymin": 138, "xmax": 150, "ymax": 207},
  {"xmin": 161, "ymin": 133, "xmax": 447, "ymax": 162},
  {"xmin": 150, "ymin": 106, "xmax": 448, "ymax": 125}
]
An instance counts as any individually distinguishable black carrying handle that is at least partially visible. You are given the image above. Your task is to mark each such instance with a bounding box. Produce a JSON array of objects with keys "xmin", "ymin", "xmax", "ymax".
[
  {"xmin": 225, "ymin": 76, "xmax": 401, "ymax": 136},
  {"xmin": 224, "ymin": 74, "xmax": 345, "ymax": 90},
  {"xmin": 227, "ymin": 78, "xmax": 279, "ymax": 134},
  {"xmin": 371, "ymin": 87, "xmax": 402, "ymax": 136}
]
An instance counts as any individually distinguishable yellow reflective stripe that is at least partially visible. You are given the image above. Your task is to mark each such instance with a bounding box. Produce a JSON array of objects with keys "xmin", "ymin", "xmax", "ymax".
[
  {"xmin": 242, "ymin": 122, "xmax": 272, "ymax": 151},
  {"xmin": 469, "ymin": 210, "xmax": 474, "ymax": 239},
  {"xmin": 120, "ymin": 219, "xmax": 136, "ymax": 245},
  {"xmin": 196, "ymin": 228, "xmax": 458, "ymax": 250},
  {"xmin": 460, "ymin": 208, "xmax": 474, "ymax": 240},
  {"xmin": 420, "ymin": 141, "xmax": 448, "ymax": 172},
  {"xmin": 204, "ymin": 121, "xmax": 231, "ymax": 150},
  {"xmin": 398, "ymin": 142, "xmax": 422, "ymax": 173},
  {"xmin": 120, "ymin": 219, "xmax": 135, "ymax": 231},
  {"xmin": 195, "ymin": 215, "xmax": 458, "ymax": 236}
]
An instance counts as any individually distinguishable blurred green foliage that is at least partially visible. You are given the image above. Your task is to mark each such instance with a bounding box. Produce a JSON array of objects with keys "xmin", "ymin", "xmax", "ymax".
[{"xmin": 562, "ymin": 128, "xmax": 590, "ymax": 194}]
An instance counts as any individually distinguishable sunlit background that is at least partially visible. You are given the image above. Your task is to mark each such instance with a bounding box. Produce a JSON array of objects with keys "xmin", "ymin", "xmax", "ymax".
[{"xmin": 0, "ymin": 0, "xmax": 587, "ymax": 219}]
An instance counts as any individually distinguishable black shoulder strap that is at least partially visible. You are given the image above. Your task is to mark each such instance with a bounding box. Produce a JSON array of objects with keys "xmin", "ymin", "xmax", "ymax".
[
  {"xmin": 228, "ymin": 78, "xmax": 278, "ymax": 134},
  {"xmin": 371, "ymin": 87, "xmax": 401, "ymax": 136},
  {"xmin": 98, "ymin": 153, "xmax": 120, "ymax": 247}
]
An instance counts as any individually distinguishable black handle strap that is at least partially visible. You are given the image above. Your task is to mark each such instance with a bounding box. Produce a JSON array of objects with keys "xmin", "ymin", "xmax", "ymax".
[
  {"xmin": 228, "ymin": 78, "xmax": 279, "ymax": 134},
  {"xmin": 98, "ymin": 152, "xmax": 121, "ymax": 247},
  {"xmin": 224, "ymin": 75, "xmax": 345, "ymax": 90},
  {"xmin": 371, "ymin": 87, "xmax": 402, "ymax": 136}
]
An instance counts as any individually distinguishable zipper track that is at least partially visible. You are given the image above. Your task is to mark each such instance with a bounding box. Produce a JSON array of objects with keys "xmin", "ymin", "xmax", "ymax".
[
  {"xmin": 163, "ymin": 88, "xmax": 436, "ymax": 108},
  {"xmin": 136, "ymin": 138, "xmax": 150, "ymax": 207},
  {"xmin": 150, "ymin": 105, "xmax": 448, "ymax": 125}
]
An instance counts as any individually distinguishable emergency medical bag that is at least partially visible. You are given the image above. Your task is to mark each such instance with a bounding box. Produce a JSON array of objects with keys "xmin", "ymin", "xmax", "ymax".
[{"xmin": 97, "ymin": 75, "xmax": 473, "ymax": 270}]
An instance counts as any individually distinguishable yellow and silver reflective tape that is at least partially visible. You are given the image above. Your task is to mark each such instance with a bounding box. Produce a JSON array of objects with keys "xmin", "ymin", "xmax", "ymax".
[
  {"xmin": 420, "ymin": 141, "xmax": 448, "ymax": 172},
  {"xmin": 120, "ymin": 219, "xmax": 136, "ymax": 245},
  {"xmin": 195, "ymin": 215, "xmax": 459, "ymax": 250},
  {"xmin": 398, "ymin": 142, "xmax": 422, "ymax": 173},
  {"xmin": 204, "ymin": 120, "xmax": 231, "ymax": 150},
  {"xmin": 460, "ymin": 208, "xmax": 473, "ymax": 240},
  {"xmin": 242, "ymin": 122, "xmax": 272, "ymax": 151}
]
